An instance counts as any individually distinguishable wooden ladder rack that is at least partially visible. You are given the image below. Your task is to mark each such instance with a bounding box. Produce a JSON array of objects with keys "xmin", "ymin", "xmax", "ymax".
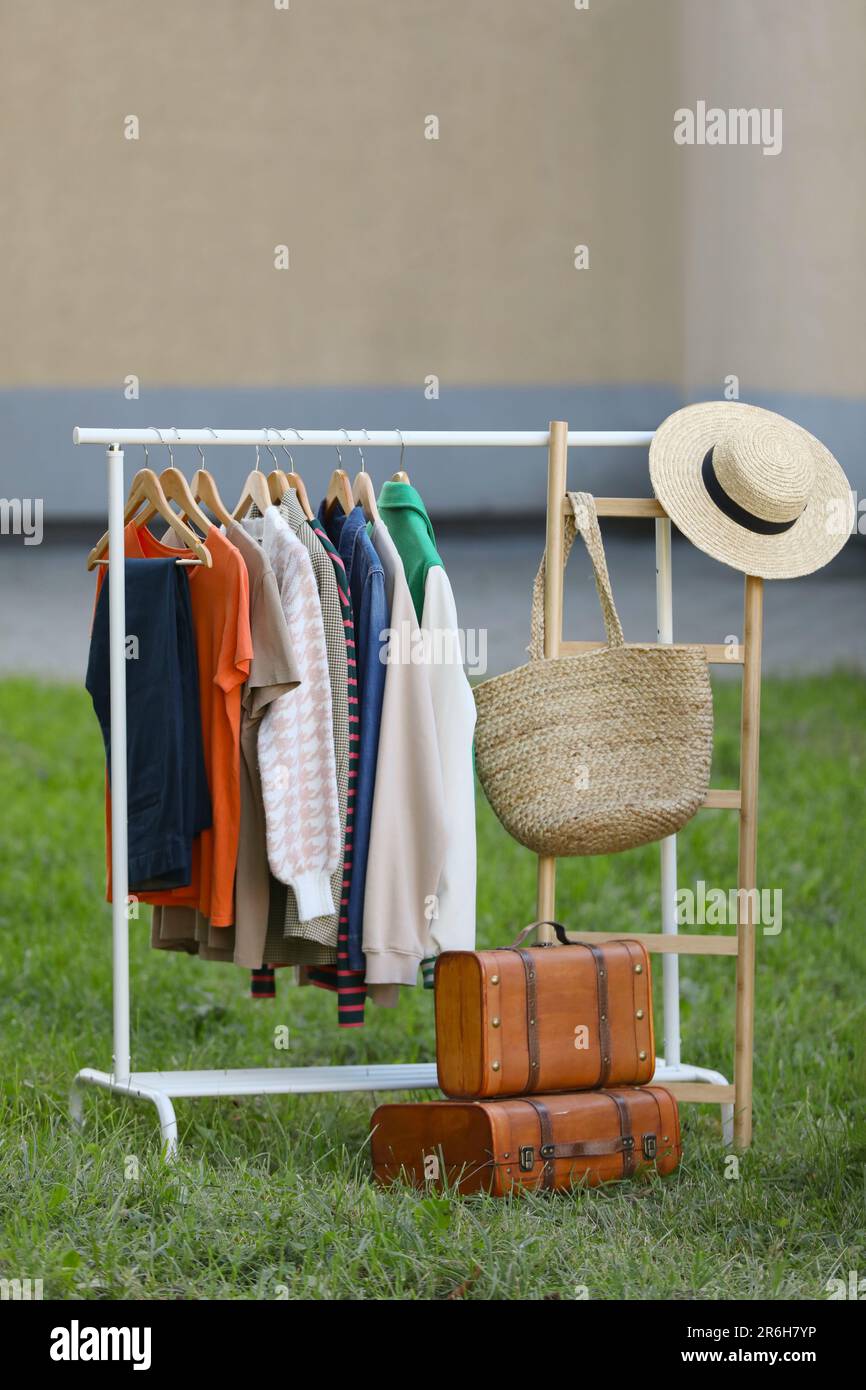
[{"xmin": 535, "ymin": 422, "xmax": 762, "ymax": 1149}]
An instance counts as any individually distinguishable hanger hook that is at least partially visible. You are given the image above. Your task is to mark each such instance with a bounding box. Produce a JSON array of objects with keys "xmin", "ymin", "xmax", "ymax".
[
  {"xmin": 275, "ymin": 428, "xmax": 302, "ymax": 470},
  {"xmin": 334, "ymin": 442, "xmax": 343, "ymax": 467},
  {"xmin": 393, "ymin": 427, "xmax": 405, "ymax": 470},
  {"xmin": 151, "ymin": 426, "xmax": 172, "ymax": 469},
  {"xmin": 340, "ymin": 427, "xmax": 366, "ymax": 473},
  {"xmin": 261, "ymin": 427, "xmax": 281, "ymax": 469},
  {"xmin": 264, "ymin": 427, "xmax": 289, "ymax": 469},
  {"xmin": 142, "ymin": 442, "xmax": 149, "ymax": 467},
  {"xmin": 198, "ymin": 427, "xmax": 219, "ymax": 469},
  {"xmin": 359, "ymin": 427, "xmax": 372, "ymax": 473}
]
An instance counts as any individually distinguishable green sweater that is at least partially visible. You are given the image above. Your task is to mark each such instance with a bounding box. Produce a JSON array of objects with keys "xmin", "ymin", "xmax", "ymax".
[{"xmin": 377, "ymin": 480, "xmax": 443, "ymax": 622}]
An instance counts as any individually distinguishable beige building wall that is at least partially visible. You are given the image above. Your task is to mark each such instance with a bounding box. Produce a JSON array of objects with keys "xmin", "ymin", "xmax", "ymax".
[
  {"xmin": 678, "ymin": 0, "xmax": 866, "ymax": 398},
  {"xmin": 0, "ymin": 0, "xmax": 682, "ymax": 388}
]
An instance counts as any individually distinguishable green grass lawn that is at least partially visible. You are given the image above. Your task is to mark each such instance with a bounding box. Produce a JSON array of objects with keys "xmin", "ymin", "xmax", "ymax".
[{"xmin": 1, "ymin": 674, "xmax": 864, "ymax": 1300}]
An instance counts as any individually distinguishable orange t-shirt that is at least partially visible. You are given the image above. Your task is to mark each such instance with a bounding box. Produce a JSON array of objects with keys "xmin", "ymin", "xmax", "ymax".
[{"xmin": 103, "ymin": 522, "xmax": 252, "ymax": 926}]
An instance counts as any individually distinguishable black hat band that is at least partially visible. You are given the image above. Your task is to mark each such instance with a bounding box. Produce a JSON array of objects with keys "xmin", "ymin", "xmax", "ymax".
[{"xmin": 702, "ymin": 448, "xmax": 800, "ymax": 535}]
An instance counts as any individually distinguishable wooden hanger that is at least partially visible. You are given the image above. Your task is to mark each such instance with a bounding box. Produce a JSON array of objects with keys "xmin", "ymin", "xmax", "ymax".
[
  {"xmin": 286, "ymin": 469, "xmax": 314, "ymax": 520},
  {"xmin": 141, "ymin": 430, "xmax": 212, "ymax": 536},
  {"xmin": 345, "ymin": 434, "xmax": 379, "ymax": 523},
  {"xmin": 233, "ymin": 449, "xmax": 274, "ymax": 519},
  {"xmin": 158, "ymin": 466, "xmax": 213, "ymax": 534},
  {"xmin": 191, "ymin": 467, "xmax": 234, "ymax": 528},
  {"xmin": 268, "ymin": 467, "xmax": 289, "ymax": 503},
  {"xmin": 259, "ymin": 433, "xmax": 289, "ymax": 504},
  {"xmin": 266, "ymin": 429, "xmax": 315, "ymax": 520},
  {"xmin": 352, "ymin": 470, "xmax": 380, "ymax": 523},
  {"xmin": 86, "ymin": 468, "xmax": 211, "ymax": 570},
  {"xmin": 323, "ymin": 461, "xmax": 355, "ymax": 518}
]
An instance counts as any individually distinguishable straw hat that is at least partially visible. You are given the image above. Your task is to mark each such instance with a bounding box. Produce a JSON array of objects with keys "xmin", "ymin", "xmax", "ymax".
[{"xmin": 649, "ymin": 402, "xmax": 853, "ymax": 578}]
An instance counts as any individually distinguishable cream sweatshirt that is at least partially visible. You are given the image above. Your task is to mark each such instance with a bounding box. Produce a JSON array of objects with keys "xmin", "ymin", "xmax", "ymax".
[{"xmin": 362, "ymin": 524, "xmax": 475, "ymax": 984}]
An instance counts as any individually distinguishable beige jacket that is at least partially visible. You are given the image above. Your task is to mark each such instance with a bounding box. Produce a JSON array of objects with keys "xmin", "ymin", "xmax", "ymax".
[{"xmin": 361, "ymin": 520, "xmax": 450, "ymax": 986}]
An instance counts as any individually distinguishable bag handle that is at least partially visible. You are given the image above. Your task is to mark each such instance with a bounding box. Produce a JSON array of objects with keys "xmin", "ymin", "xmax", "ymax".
[
  {"xmin": 507, "ymin": 920, "xmax": 572, "ymax": 949},
  {"xmin": 528, "ymin": 491, "xmax": 625, "ymax": 660}
]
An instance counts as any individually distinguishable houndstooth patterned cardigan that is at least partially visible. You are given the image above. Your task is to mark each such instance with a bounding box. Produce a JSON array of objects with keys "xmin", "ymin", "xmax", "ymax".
[
  {"xmin": 262, "ymin": 489, "xmax": 349, "ymax": 963},
  {"xmin": 257, "ymin": 508, "xmax": 341, "ymax": 920}
]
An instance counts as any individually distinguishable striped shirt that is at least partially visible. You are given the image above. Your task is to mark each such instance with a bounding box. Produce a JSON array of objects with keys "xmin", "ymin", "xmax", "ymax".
[{"xmin": 304, "ymin": 519, "xmax": 367, "ymax": 1028}]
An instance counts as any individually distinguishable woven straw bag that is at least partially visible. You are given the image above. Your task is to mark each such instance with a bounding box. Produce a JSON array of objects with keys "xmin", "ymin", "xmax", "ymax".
[{"xmin": 474, "ymin": 492, "xmax": 714, "ymax": 856}]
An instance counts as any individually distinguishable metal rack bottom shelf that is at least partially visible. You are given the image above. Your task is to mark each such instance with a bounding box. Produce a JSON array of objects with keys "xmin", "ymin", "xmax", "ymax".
[
  {"xmin": 71, "ymin": 1058, "xmax": 733, "ymax": 1158},
  {"xmin": 71, "ymin": 1063, "xmax": 439, "ymax": 1159}
]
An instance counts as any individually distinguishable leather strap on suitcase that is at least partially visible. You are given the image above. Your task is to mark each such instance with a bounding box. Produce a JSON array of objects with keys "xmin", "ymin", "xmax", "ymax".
[
  {"xmin": 512, "ymin": 949, "xmax": 541, "ymax": 1089},
  {"xmin": 518, "ymin": 1090, "xmax": 660, "ymax": 1185},
  {"xmin": 507, "ymin": 922, "xmax": 615, "ymax": 1092}
]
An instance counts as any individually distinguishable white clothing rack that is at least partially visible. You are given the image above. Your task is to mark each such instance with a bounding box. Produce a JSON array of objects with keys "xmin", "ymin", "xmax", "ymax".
[{"xmin": 71, "ymin": 425, "xmax": 740, "ymax": 1157}]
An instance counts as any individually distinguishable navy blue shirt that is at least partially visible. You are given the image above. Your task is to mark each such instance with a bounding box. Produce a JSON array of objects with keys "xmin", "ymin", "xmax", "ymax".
[
  {"xmin": 320, "ymin": 503, "xmax": 390, "ymax": 971},
  {"xmin": 86, "ymin": 558, "xmax": 211, "ymax": 892}
]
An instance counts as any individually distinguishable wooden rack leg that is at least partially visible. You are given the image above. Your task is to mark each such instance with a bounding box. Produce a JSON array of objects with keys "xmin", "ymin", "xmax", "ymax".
[
  {"xmin": 535, "ymin": 421, "xmax": 569, "ymax": 945},
  {"xmin": 734, "ymin": 575, "xmax": 764, "ymax": 1148},
  {"xmin": 536, "ymin": 858, "xmax": 557, "ymax": 933}
]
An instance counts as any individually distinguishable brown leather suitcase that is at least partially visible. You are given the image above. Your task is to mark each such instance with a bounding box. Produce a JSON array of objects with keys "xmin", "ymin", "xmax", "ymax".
[
  {"xmin": 434, "ymin": 922, "xmax": 654, "ymax": 1098},
  {"xmin": 371, "ymin": 1086, "xmax": 680, "ymax": 1195}
]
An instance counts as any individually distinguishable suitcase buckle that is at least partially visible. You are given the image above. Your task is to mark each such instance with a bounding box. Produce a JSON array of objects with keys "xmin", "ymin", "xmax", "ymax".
[
  {"xmin": 518, "ymin": 1146, "xmax": 536, "ymax": 1171},
  {"xmin": 642, "ymin": 1134, "xmax": 658, "ymax": 1160}
]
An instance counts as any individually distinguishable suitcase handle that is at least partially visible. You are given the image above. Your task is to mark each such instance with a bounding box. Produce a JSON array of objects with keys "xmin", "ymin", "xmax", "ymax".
[
  {"xmin": 507, "ymin": 920, "xmax": 571, "ymax": 949},
  {"xmin": 515, "ymin": 1135, "xmax": 647, "ymax": 1171}
]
